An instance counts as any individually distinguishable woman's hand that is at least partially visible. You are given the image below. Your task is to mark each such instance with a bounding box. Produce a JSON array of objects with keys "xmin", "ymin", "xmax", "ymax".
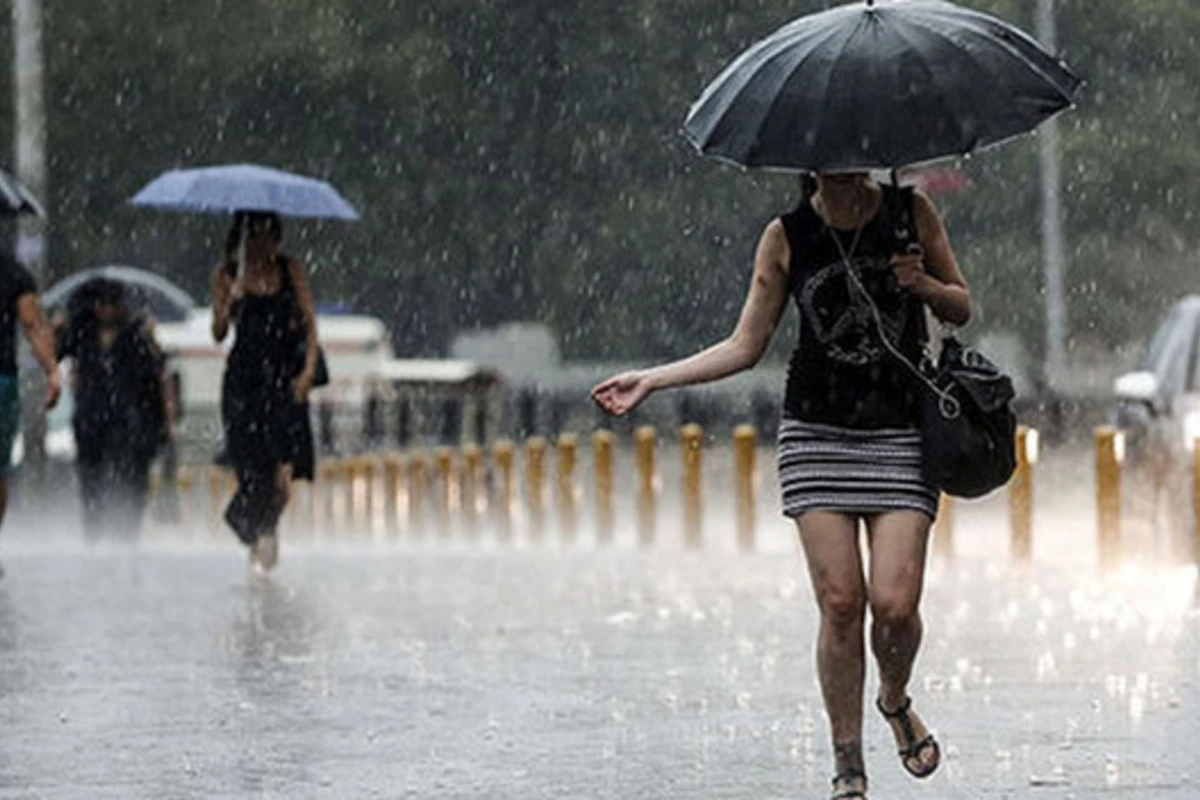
[
  {"xmin": 294, "ymin": 369, "xmax": 316, "ymax": 403},
  {"xmin": 591, "ymin": 371, "xmax": 654, "ymax": 416},
  {"xmin": 891, "ymin": 251, "xmax": 932, "ymax": 294}
]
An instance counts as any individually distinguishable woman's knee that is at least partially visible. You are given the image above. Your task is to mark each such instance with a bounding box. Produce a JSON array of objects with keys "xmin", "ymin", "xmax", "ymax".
[
  {"xmin": 817, "ymin": 583, "xmax": 867, "ymax": 628},
  {"xmin": 868, "ymin": 588, "xmax": 921, "ymax": 627}
]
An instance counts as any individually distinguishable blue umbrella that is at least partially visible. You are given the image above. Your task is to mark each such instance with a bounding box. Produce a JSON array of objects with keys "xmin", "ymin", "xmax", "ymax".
[{"xmin": 130, "ymin": 163, "xmax": 359, "ymax": 220}]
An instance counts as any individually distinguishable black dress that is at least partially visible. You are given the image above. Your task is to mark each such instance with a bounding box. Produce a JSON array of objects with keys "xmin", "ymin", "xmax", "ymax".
[{"xmin": 221, "ymin": 256, "xmax": 315, "ymax": 545}]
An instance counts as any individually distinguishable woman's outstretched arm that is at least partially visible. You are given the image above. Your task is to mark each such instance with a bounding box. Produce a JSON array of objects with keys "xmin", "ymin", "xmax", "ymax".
[{"xmin": 592, "ymin": 220, "xmax": 791, "ymax": 416}]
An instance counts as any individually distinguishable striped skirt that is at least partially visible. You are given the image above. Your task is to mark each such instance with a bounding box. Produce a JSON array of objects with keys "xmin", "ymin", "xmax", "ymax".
[{"xmin": 777, "ymin": 418, "xmax": 939, "ymax": 520}]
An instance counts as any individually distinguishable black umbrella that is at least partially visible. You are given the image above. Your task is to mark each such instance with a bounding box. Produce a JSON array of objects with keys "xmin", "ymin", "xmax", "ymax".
[
  {"xmin": 683, "ymin": 0, "xmax": 1082, "ymax": 171},
  {"xmin": 0, "ymin": 167, "xmax": 45, "ymax": 217}
]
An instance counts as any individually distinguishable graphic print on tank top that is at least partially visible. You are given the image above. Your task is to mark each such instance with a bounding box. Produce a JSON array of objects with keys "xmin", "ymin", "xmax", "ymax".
[{"xmin": 799, "ymin": 250, "xmax": 911, "ymax": 366}]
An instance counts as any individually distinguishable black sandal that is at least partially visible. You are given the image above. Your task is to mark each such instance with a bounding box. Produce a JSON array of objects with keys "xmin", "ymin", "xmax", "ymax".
[
  {"xmin": 876, "ymin": 696, "xmax": 940, "ymax": 779},
  {"xmin": 830, "ymin": 767, "xmax": 868, "ymax": 799}
]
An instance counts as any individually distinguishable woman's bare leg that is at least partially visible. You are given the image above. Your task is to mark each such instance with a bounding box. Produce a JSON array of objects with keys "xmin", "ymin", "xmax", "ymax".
[
  {"xmin": 865, "ymin": 510, "xmax": 938, "ymax": 775},
  {"xmin": 796, "ymin": 510, "xmax": 869, "ymax": 790}
]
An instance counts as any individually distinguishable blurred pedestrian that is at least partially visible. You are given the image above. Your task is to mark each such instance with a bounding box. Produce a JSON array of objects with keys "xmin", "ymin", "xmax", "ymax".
[
  {"xmin": 60, "ymin": 278, "xmax": 169, "ymax": 539},
  {"xmin": 0, "ymin": 251, "xmax": 60, "ymax": 573},
  {"xmin": 211, "ymin": 211, "xmax": 318, "ymax": 575},
  {"xmin": 592, "ymin": 172, "xmax": 972, "ymax": 798}
]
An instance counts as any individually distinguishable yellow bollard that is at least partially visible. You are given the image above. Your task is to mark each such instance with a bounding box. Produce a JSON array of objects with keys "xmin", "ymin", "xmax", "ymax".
[
  {"xmin": 383, "ymin": 454, "xmax": 406, "ymax": 533},
  {"xmin": 207, "ymin": 466, "xmax": 230, "ymax": 536},
  {"xmin": 526, "ymin": 436, "xmax": 548, "ymax": 540},
  {"xmin": 556, "ymin": 434, "xmax": 578, "ymax": 540},
  {"xmin": 1095, "ymin": 426, "xmax": 1124, "ymax": 569},
  {"xmin": 635, "ymin": 426, "xmax": 657, "ymax": 547},
  {"xmin": 317, "ymin": 461, "xmax": 340, "ymax": 536},
  {"xmin": 461, "ymin": 445, "xmax": 484, "ymax": 534},
  {"xmin": 176, "ymin": 467, "xmax": 196, "ymax": 534},
  {"xmin": 933, "ymin": 494, "xmax": 955, "ymax": 559},
  {"xmin": 733, "ymin": 425, "xmax": 757, "ymax": 551},
  {"xmin": 1009, "ymin": 426, "xmax": 1038, "ymax": 562},
  {"xmin": 681, "ymin": 424, "xmax": 703, "ymax": 548},
  {"xmin": 407, "ymin": 451, "xmax": 429, "ymax": 535},
  {"xmin": 593, "ymin": 431, "xmax": 615, "ymax": 544},
  {"xmin": 493, "ymin": 440, "xmax": 515, "ymax": 542},
  {"xmin": 435, "ymin": 447, "xmax": 455, "ymax": 536},
  {"xmin": 1193, "ymin": 444, "xmax": 1200, "ymax": 564}
]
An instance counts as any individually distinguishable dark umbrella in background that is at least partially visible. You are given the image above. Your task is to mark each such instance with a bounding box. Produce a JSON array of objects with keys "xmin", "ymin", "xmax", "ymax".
[
  {"xmin": 0, "ymin": 167, "xmax": 45, "ymax": 218},
  {"xmin": 682, "ymin": 0, "xmax": 1082, "ymax": 171}
]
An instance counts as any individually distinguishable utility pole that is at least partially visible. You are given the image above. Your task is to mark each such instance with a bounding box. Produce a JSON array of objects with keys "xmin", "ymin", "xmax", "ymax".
[
  {"xmin": 1036, "ymin": 0, "xmax": 1068, "ymax": 389},
  {"xmin": 13, "ymin": 0, "xmax": 49, "ymax": 485}
]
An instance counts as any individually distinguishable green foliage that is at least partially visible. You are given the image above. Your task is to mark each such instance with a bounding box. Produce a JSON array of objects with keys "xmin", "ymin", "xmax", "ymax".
[{"xmin": 0, "ymin": 0, "xmax": 1195, "ymax": 362}]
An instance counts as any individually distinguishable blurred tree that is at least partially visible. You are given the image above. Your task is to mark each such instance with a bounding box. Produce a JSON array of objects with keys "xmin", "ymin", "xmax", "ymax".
[{"xmin": 0, "ymin": 0, "xmax": 1193, "ymax": 362}]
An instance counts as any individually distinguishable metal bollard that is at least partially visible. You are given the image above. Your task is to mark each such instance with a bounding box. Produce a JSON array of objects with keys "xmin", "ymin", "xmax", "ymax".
[
  {"xmin": 1009, "ymin": 426, "xmax": 1038, "ymax": 562},
  {"xmin": 733, "ymin": 425, "xmax": 757, "ymax": 551},
  {"xmin": 681, "ymin": 424, "xmax": 703, "ymax": 548},
  {"xmin": 557, "ymin": 434, "xmax": 578, "ymax": 539},
  {"xmin": 526, "ymin": 436, "xmax": 548, "ymax": 540},
  {"xmin": 593, "ymin": 431, "xmax": 615, "ymax": 544},
  {"xmin": 493, "ymin": 440, "xmax": 515, "ymax": 542},
  {"xmin": 176, "ymin": 467, "xmax": 196, "ymax": 534},
  {"xmin": 635, "ymin": 426, "xmax": 657, "ymax": 546},
  {"xmin": 1095, "ymin": 426, "xmax": 1124, "ymax": 569}
]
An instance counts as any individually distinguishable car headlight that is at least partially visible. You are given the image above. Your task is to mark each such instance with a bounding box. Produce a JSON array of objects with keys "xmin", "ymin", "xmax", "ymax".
[{"xmin": 1184, "ymin": 411, "xmax": 1200, "ymax": 451}]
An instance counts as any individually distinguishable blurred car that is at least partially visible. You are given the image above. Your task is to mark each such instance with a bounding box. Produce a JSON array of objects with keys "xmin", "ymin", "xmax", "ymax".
[
  {"xmin": 1112, "ymin": 295, "xmax": 1200, "ymax": 557},
  {"xmin": 1112, "ymin": 296, "xmax": 1200, "ymax": 459}
]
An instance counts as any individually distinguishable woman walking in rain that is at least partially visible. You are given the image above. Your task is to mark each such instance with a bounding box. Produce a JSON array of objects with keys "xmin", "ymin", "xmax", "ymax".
[
  {"xmin": 60, "ymin": 278, "xmax": 170, "ymax": 539},
  {"xmin": 211, "ymin": 211, "xmax": 318, "ymax": 575},
  {"xmin": 593, "ymin": 172, "xmax": 971, "ymax": 799}
]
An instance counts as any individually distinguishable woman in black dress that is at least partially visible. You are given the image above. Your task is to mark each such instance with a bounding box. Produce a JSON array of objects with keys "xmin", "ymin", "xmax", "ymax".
[
  {"xmin": 60, "ymin": 278, "xmax": 169, "ymax": 540},
  {"xmin": 211, "ymin": 211, "xmax": 318, "ymax": 574},
  {"xmin": 593, "ymin": 172, "xmax": 972, "ymax": 799}
]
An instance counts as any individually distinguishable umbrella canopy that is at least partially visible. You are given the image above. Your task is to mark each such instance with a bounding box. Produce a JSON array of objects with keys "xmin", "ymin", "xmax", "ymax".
[
  {"xmin": 42, "ymin": 265, "xmax": 198, "ymax": 323},
  {"xmin": 130, "ymin": 163, "xmax": 359, "ymax": 220},
  {"xmin": 0, "ymin": 167, "xmax": 45, "ymax": 217},
  {"xmin": 683, "ymin": 0, "xmax": 1082, "ymax": 171}
]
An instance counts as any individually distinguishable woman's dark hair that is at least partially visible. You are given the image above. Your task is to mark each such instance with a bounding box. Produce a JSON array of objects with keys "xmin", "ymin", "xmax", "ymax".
[
  {"xmin": 224, "ymin": 211, "xmax": 283, "ymax": 262},
  {"xmin": 798, "ymin": 172, "xmax": 818, "ymax": 201}
]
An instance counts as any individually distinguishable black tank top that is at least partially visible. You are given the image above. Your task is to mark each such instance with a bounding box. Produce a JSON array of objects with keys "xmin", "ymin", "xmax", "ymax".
[{"xmin": 780, "ymin": 186, "xmax": 925, "ymax": 429}]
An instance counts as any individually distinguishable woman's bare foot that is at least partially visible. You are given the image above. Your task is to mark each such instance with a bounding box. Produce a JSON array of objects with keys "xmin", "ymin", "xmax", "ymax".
[{"xmin": 251, "ymin": 534, "xmax": 278, "ymax": 573}]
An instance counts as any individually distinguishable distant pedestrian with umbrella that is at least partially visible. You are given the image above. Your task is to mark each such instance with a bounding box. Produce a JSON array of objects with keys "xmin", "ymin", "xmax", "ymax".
[
  {"xmin": 0, "ymin": 168, "xmax": 60, "ymax": 575},
  {"xmin": 212, "ymin": 211, "xmax": 318, "ymax": 574},
  {"xmin": 59, "ymin": 277, "xmax": 170, "ymax": 540},
  {"xmin": 594, "ymin": 2, "xmax": 1079, "ymax": 797},
  {"xmin": 131, "ymin": 163, "xmax": 355, "ymax": 575}
]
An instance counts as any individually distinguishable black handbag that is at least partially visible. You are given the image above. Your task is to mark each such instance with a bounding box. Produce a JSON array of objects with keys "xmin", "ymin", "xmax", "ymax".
[
  {"xmin": 279, "ymin": 255, "xmax": 330, "ymax": 389},
  {"xmin": 831, "ymin": 185, "xmax": 1018, "ymax": 499}
]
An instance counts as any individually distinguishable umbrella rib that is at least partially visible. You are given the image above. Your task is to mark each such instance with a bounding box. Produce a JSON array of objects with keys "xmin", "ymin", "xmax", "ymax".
[
  {"xmin": 789, "ymin": 20, "xmax": 863, "ymax": 171},
  {"xmin": 905, "ymin": 12, "xmax": 1076, "ymax": 109},
  {"xmin": 692, "ymin": 22, "xmax": 846, "ymax": 155}
]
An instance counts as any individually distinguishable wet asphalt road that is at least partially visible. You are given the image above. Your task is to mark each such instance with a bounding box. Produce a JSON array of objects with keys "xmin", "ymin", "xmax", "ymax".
[{"xmin": 0, "ymin": 521, "xmax": 1196, "ymax": 800}]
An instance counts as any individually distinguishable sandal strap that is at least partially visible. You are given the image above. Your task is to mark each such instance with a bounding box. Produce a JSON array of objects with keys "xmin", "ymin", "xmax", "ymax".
[
  {"xmin": 831, "ymin": 768, "xmax": 867, "ymax": 799},
  {"xmin": 900, "ymin": 733, "xmax": 938, "ymax": 760},
  {"xmin": 876, "ymin": 696, "xmax": 918, "ymax": 742},
  {"xmin": 832, "ymin": 767, "xmax": 866, "ymax": 784}
]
